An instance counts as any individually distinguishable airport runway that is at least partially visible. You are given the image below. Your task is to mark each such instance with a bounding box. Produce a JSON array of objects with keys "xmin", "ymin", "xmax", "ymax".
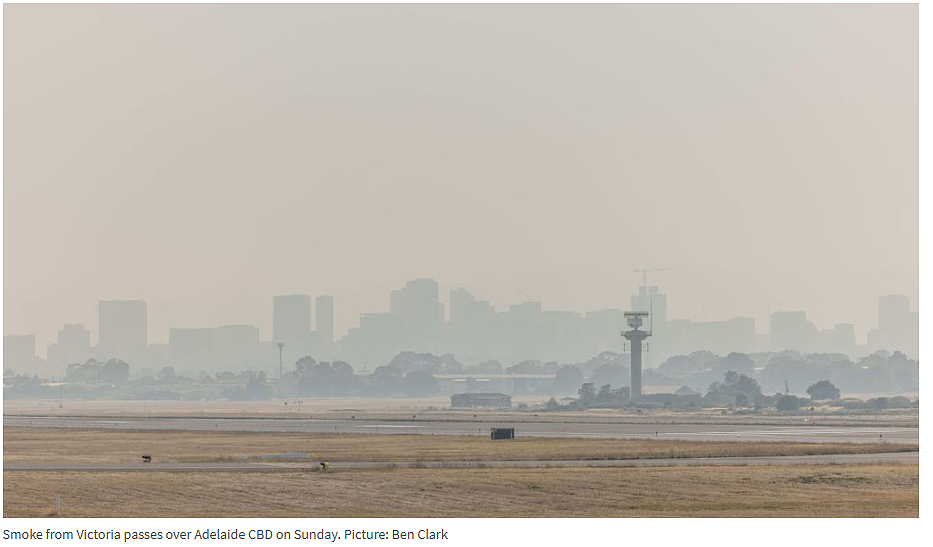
[
  {"xmin": 4, "ymin": 415, "xmax": 919, "ymax": 444},
  {"xmin": 3, "ymin": 451, "xmax": 918, "ymax": 473}
]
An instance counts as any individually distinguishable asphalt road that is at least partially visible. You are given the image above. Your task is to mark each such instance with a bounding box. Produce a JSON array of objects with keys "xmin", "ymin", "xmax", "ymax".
[
  {"xmin": 4, "ymin": 415, "xmax": 919, "ymax": 444},
  {"xmin": 3, "ymin": 451, "xmax": 918, "ymax": 473}
]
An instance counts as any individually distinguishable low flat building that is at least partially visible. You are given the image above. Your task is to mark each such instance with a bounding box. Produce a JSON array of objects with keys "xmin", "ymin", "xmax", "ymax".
[{"xmin": 450, "ymin": 392, "xmax": 512, "ymax": 409}]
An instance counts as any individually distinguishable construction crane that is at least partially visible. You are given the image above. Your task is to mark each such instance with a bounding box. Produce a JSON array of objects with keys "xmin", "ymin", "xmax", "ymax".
[{"xmin": 633, "ymin": 268, "xmax": 673, "ymax": 288}]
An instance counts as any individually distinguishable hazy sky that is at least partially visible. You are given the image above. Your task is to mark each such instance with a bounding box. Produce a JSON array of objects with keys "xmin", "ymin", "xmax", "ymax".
[{"xmin": 3, "ymin": 4, "xmax": 918, "ymax": 350}]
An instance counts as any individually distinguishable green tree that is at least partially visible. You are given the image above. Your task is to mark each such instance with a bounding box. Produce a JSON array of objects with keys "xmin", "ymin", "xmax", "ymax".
[
  {"xmin": 553, "ymin": 365, "xmax": 583, "ymax": 394},
  {"xmin": 401, "ymin": 370, "xmax": 440, "ymax": 397},
  {"xmin": 776, "ymin": 394, "xmax": 803, "ymax": 411},
  {"xmin": 806, "ymin": 380, "xmax": 840, "ymax": 400},
  {"xmin": 578, "ymin": 382, "xmax": 596, "ymax": 403},
  {"xmin": 367, "ymin": 366, "xmax": 404, "ymax": 396},
  {"xmin": 156, "ymin": 366, "xmax": 176, "ymax": 383}
]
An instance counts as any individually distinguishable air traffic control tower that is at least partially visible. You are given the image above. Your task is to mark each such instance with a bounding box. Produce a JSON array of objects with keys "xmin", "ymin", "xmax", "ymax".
[{"xmin": 622, "ymin": 311, "xmax": 651, "ymax": 399}]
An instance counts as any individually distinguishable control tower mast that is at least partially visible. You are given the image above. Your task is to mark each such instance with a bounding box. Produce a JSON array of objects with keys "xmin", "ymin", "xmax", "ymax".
[{"xmin": 622, "ymin": 311, "xmax": 651, "ymax": 400}]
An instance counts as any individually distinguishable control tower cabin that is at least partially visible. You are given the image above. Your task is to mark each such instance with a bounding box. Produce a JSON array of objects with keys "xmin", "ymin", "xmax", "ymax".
[{"xmin": 622, "ymin": 311, "xmax": 651, "ymax": 399}]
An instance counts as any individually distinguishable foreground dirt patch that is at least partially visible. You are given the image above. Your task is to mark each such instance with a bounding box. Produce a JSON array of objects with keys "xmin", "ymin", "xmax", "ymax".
[
  {"xmin": 3, "ymin": 464, "xmax": 918, "ymax": 517},
  {"xmin": 2, "ymin": 427, "xmax": 917, "ymax": 464}
]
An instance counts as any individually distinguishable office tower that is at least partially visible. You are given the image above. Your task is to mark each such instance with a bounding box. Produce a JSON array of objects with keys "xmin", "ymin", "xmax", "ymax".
[
  {"xmin": 876, "ymin": 295, "xmax": 918, "ymax": 357},
  {"xmin": 390, "ymin": 289, "xmax": 407, "ymax": 317},
  {"xmin": 449, "ymin": 288, "xmax": 475, "ymax": 324},
  {"xmin": 315, "ymin": 295, "xmax": 335, "ymax": 344},
  {"xmin": 98, "ymin": 300, "xmax": 147, "ymax": 362},
  {"xmin": 879, "ymin": 294, "xmax": 909, "ymax": 334},
  {"xmin": 769, "ymin": 311, "xmax": 816, "ymax": 351},
  {"xmin": 832, "ymin": 323, "xmax": 856, "ymax": 354},
  {"xmin": 273, "ymin": 294, "xmax": 311, "ymax": 351},
  {"xmin": 407, "ymin": 279, "xmax": 440, "ymax": 326},
  {"xmin": 169, "ymin": 327, "xmax": 215, "ymax": 369},
  {"xmin": 47, "ymin": 323, "xmax": 91, "ymax": 366},
  {"xmin": 214, "ymin": 324, "xmax": 261, "ymax": 370},
  {"xmin": 631, "ymin": 285, "xmax": 667, "ymax": 327},
  {"xmin": 391, "ymin": 279, "xmax": 441, "ymax": 328}
]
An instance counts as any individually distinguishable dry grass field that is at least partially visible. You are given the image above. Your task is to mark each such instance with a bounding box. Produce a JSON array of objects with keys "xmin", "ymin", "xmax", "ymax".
[
  {"xmin": 4, "ymin": 399, "xmax": 918, "ymax": 426},
  {"xmin": 3, "ymin": 427, "xmax": 916, "ymax": 464},
  {"xmin": 3, "ymin": 464, "xmax": 918, "ymax": 517}
]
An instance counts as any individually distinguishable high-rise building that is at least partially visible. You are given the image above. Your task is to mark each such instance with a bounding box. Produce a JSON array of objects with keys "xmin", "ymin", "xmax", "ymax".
[
  {"xmin": 879, "ymin": 294, "xmax": 909, "ymax": 334},
  {"xmin": 98, "ymin": 300, "xmax": 147, "ymax": 363},
  {"xmin": 631, "ymin": 285, "xmax": 667, "ymax": 327},
  {"xmin": 273, "ymin": 294, "xmax": 311, "ymax": 345},
  {"xmin": 404, "ymin": 278, "xmax": 441, "ymax": 328},
  {"xmin": 584, "ymin": 309, "xmax": 625, "ymax": 353},
  {"xmin": 169, "ymin": 327, "xmax": 215, "ymax": 369},
  {"xmin": 390, "ymin": 289, "xmax": 407, "ymax": 317},
  {"xmin": 214, "ymin": 324, "xmax": 261, "ymax": 369},
  {"xmin": 47, "ymin": 323, "xmax": 91, "ymax": 366},
  {"xmin": 449, "ymin": 288, "xmax": 475, "ymax": 324},
  {"xmin": 831, "ymin": 323, "xmax": 856, "ymax": 354},
  {"xmin": 769, "ymin": 311, "xmax": 816, "ymax": 351},
  {"xmin": 725, "ymin": 317, "xmax": 756, "ymax": 353},
  {"xmin": 508, "ymin": 300, "xmax": 542, "ymax": 318},
  {"xmin": 315, "ymin": 295, "xmax": 334, "ymax": 344},
  {"xmin": 389, "ymin": 279, "xmax": 441, "ymax": 328},
  {"xmin": 874, "ymin": 295, "xmax": 918, "ymax": 358}
]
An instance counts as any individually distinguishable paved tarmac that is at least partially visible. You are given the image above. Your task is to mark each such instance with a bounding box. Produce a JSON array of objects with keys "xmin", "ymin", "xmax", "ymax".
[
  {"xmin": 3, "ymin": 451, "xmax": 918, "ymax": 473},
  {"xmin": 3, "ymin": 415, "xmax": 919, "ymax": 444}
]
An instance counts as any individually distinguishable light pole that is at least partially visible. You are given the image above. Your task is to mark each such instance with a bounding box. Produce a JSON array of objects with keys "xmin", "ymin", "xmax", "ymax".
[{"xmin": 277, "ymin": 342, "xmax": 285, "ymax": 379}]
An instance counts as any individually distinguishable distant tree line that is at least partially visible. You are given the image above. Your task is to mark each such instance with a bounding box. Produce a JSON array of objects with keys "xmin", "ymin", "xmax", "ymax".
[
  {"xmin": 656, "ymin": 349, "xmax": 917, "ymax": 394},
  {"xmin": 3, "ymin": 346, "xmax": 920, "ymax": 407}
]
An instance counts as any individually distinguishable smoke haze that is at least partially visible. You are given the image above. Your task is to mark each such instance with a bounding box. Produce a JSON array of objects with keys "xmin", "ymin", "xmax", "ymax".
[{"xmin": 3, "ymin": 4, "xmax": 918, "ymax": 348}]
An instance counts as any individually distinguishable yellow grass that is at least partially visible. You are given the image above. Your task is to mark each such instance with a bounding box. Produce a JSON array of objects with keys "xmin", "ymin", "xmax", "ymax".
[
  {"xmin": 3, "ymin": 427, "xmax": 917, "ymax": 464},
  {"xmin": 4, "ymin": 399, "xmax": 918, "ymax": 426},
  {"xmin": 3, "ymin": 464, "xmax": 918, "ymax": 517}
]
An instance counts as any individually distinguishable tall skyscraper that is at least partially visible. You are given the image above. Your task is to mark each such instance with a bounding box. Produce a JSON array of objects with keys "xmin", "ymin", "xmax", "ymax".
[
  {"xmin": 831, "ymin": 323, "xmax": 856, "ymax": 354},
  {"xmin": 769, "ymin": 311, "xmax": 816, "ymax": 351},
  {"xmin": 98, "ymin": 300, "xmax": 147, "ymax": 362},
  {"xmin": 875, "ymin": 294, "xmax": 918, "ymax": 357},
  {"xmin": 214, "ymin": 324, "xmax": 262, "ymax": 369},
  {"xmin": 273, "ymin": 294, "xmax": 311, "ymax": 347},
  {"xmin": 391, "ymin": 279, "xmax": 441, "ymax": 328},
  {"xmin": 630, "ymin": 285, "xmax": 667, "ymax": 329},
  {"xmin": 47, "ymin": 323, "xmax": 91, "ymax": 366},
  {"xmin": 449, "ymin": 288, "xmax": 475, "ymax": 323},
  {"xmin": 389, "ymin": 288, "xmax": 407, "ymax": 317},
  {"xmin": 315, "ymin": 295, "xmax": 334, "ymax": 344},
  {"xmin": 169, "ymin": 327, "xmax": 215, "ymax": 369},
  {"xmin": 879, "ymin": 294, "xmax": 910, "ymax": 333}
]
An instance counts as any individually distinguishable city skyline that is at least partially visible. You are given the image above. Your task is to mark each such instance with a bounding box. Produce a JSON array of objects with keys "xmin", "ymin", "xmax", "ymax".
[
  {"xmin": 3, "ymin": 4, "xmax": 918, "ymax": 355},
  {"xmin": 2, "ymin": 277, "xmax": 918, "ymax": 371},
  {"xmin": 4, "ymin": 268, "xmax": 919, "ymax": 355}
]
